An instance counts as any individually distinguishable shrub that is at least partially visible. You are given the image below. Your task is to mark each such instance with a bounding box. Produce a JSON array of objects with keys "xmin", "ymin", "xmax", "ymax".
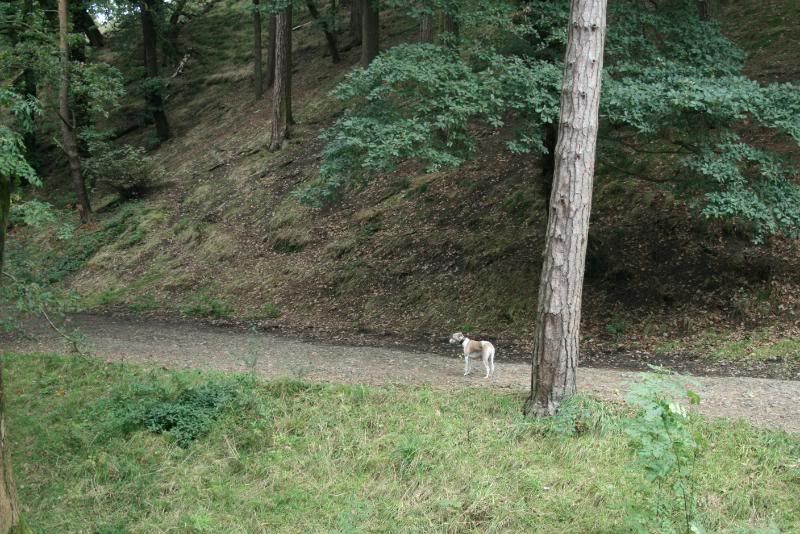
[{"xmin": 85, "ymin": 142, "xmax": 166, "ymax": 200}]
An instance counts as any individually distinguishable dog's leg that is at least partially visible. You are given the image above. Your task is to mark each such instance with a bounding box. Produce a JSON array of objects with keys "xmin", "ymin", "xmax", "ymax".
[
  {"xmin": 490, "ymin": 348, "xmax": 495, "ymax": 377},
  {"xmin": 464, "ymin": 355, "xmax": 470, "ymax": 376},
  {"xmin": 483, "ymin": 353, "xmax": 490, "ymax": 378}
]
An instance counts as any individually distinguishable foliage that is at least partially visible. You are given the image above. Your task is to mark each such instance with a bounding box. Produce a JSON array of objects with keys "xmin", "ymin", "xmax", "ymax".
[
  {"xmin": 0, "ymin": 89, "xmax": 40, "ymax": 186},
  {"xmin": 307, "ymin": 0, "xmax": 800, "ymax": 242},
  {"xmin": 297, "ymin": 42, "xmax": 560, "ymax": 205},
  {"xmin": 84, "ymin": 139, "xmax": 166, "ymax": 199},
  {"xmin": 625, "ymin": 368, "xmax": 704, "ymax": 533},
  {"xmin": 97, "ymin": 376, "xmax": 241, "ymax": 447},
  {"xmin": 8, "ymin": 354, "xmax": 800, "ymax": 531}
]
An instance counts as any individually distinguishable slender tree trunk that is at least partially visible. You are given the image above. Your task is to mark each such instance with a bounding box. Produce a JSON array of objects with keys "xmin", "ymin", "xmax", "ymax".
[
  {"xmin": 696, "ymin": 0, "xmax": 710, "ymax": 20},
  {"xmin": 443, "ymin": 11, "xmax": 458, "ymax": 39},
  {"xmin": 524, "ymin": 0, "xmax": 607, "ymax": 418},
  {"xmin": 254, "ymin": 0, "xmax": 263, "ymax": 98},
  {"xmin": 140, "ymin": 0, "xmax": 171, "ymax": 142},
  {"xmin": 266, "ymin": 13, "xmax": 277, "ymax": 88},
  {"xmin": 360, "ymin": 0, "xmax": 378, "ymax": 67},
  {"xmin": 286, "ymin": 5, "xmax": 294, "ymax": 125},
  {"xmin": 269, "ymin": 6, "xmax": 290, "ymax": 150},
  {"xmin": 350, "ymin": 0, "xmax": 361, "ymax": 45},
  {"xmin": 59, "ymin": 0, "xmax": 91, "ymax": 223},
  {"xmin": 419, "ymin": 12, "xmax": 434, "ymax": 42},
  {"xmin": 306, "ymin": 0, "xmax": 340, "ymax": 63},
  {"xmin": 0, "ymin": 176, "xmax": 10, "ymax": 277},
  {"xmin": 0, "ymin": 180, "xmax": 17, "ymax": 531},
  {"xmin": 163, "ymin": 0, "xmax": 188, "ymax": 65}
]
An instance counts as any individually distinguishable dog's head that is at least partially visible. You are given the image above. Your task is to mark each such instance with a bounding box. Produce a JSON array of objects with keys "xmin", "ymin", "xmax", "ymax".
[{"xmin": 449, "ymin": 332, "xmax": 466, "ymax": 345}]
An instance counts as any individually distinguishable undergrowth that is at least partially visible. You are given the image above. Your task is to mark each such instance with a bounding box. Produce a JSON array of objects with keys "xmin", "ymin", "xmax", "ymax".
[{"xmin": 6, "ymin": 354, "xmax": 799, "ymax": 532}]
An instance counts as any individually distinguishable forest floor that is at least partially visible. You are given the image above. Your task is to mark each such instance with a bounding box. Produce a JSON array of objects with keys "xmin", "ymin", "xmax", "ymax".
[{"xmin": 5, "ymin": 313, "xmax": 799, "ymax": 434}]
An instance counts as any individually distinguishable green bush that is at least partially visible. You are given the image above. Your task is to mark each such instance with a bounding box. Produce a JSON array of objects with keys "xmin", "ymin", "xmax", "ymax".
[
  {"xmin": 100, "ymin": 378, "xmax": 239, "ymax": 447},
  {"xmin": 85, "ymin": 143, "xmax": 166, "ymax": 200}
]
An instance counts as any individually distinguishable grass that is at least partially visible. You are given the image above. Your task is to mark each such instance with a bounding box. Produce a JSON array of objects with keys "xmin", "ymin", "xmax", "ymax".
[
  {"xmin": 5, "ymin": 353, "xmax": 799, "ymax": 532},
  {"xmin": 656, "ymin": 328, "xmax": 800, "ymax": 362}
]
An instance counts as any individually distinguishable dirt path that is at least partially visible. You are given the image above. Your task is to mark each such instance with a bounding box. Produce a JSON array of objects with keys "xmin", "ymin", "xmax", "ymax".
[{"xmin": 4, "ymin": 313, "xmax": 799, "ymax": 433}]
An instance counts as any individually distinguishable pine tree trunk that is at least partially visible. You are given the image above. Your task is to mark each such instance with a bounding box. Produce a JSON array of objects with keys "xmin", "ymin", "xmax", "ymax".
[
  {"xmin": 350, "ymin": 0, "xmax": 361, "ymax": 45},
  {"xmin": 266, "ymin": 13, "xmax": 276, "ymax": 88},
  {"xmin": 269, "ymin": 6, "xmax": 290, "ymax": 150},
  {"xmin": 419, "ymin": 12, "xmax": 433, "ymax": 42},
  {"xmin": 59, "ymin": 0, "xmax": 91, "ymax": 223},
  {"xmin": 524, "ymin": 0, "xmax": 607, "ymax": 418},
  {"xmin": 360, "ymin": 0, "xmax": 378, "ymax": 67},
  {"xmin": 306, "ymin": 0, "xmax": 340, "ymax": 63},
  {"xmin": 254, "ymin": 0, "xmax": 263, "ymax": 98},
  {"xmin": 140, "ymin": 0, "xmax": 171, "ymax": 142}
]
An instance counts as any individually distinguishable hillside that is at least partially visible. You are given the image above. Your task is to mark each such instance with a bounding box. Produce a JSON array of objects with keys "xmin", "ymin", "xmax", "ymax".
[{"xmin": 9, "ymin": 0, "xmax": 800, "ymax": 371}]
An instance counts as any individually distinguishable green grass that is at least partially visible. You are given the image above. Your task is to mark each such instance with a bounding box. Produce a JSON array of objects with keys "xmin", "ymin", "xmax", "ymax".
[
  {"xmin": 178, "ymin": 294, "xmax": 233, "ymax": 319},
  {"xmin": 5, "ymin": 353, "xmax": 799, "ymax": 532},
  {"xmin": 656, "ymin": 328, "xmax": 800, "ymax": 362}
]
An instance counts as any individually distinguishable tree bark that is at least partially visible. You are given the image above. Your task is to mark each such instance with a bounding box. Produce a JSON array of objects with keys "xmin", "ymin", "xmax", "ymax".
[
  {"xmin": 524, "ymin": 0, "xmax": 607, "ymax": 418},
  {"xmin": 266, "ymin": 13, "xmax": 277, "ymax": 88},
  {"xmin": 349, "ymin": 0, "xmax": 361, "ymax": 45},
  {"xmin": 443, "ymin": 11, "xmax": 458, "ymax": 39},
  {"xmin": 162, "ymin": 0, "xmax": 189, "ymax": 65},
  {"xmin": 360, "ymin": 0, "xmax": 378, "ymax": 67},
  {"xmin": 59, "ymin": 0, "xmax": 92, "ymax": 223},
  {"xmin": 695, "ymin": 0, "xmax": 710, "ymax": 20},
  {"xmin": 419, "ymin": 12, "xmax": 434, "ymax": 42},
  {"xmin": 73, "ymin": 6, "xmax": 104, "ymax": 47},
  {"xmin": 286, "ymin": 5, "xmax": 294, "ymax": 125},
  {"xmin": 254, "ymin": 0, "xmax": 264, "ymax": 98},
  {"xmin": 140, "ymin": 0, "xmax": 171, "ymax": 142},
  {"xmin": 306, "ymin": 0, "xmax": 340, "ymax": 63},
  {"xmin": 0, "ymin": 176, "xmax": 10, "ymax": 278},
  {"xmin": 269, "ymin": 6, "xmax": 290, "ymax": 150}
]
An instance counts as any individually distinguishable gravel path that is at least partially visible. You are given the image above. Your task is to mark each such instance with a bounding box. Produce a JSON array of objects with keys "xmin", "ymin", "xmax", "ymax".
[{"xmin": 5, "ymin": 314, "xmax": 799, "ymax": 433}]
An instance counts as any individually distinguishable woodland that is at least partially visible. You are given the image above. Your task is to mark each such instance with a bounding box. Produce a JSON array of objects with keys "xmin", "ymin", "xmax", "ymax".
[{"xmin": 1, "ymin": 0, "xmax": 799, "ymax": 531}]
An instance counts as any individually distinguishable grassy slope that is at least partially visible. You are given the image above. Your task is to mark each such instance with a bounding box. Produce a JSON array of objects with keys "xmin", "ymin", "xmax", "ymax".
[
  {"xmin": 8, "ymin": 353, "xmax": 800, "ymax": 531},
  {"xmin": 11, "ymin": 1, "xmax": 800, "ymax": 360}
]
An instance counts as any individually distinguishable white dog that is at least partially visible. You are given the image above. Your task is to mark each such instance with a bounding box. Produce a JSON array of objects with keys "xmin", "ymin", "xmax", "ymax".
[{"xmin": 449, "ymin": 332, "xmax": 495, "ymax": 378}]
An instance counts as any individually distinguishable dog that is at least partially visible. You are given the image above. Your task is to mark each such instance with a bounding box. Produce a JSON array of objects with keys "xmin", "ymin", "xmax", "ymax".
[{"xmin": 449, "ymin": 332, "xmax": 495, "ymax": 378}]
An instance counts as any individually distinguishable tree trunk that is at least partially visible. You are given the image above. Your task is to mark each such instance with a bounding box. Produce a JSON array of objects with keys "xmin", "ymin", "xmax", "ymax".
[
  {"xmin": 286, "ymin": 5, "xmax": 294, "ymax": 125},
  {"xmin": 696, "ymin": 0, "xmax": 710, "ymax": 20},
  {"xmin": 269, "ymin": 6, "xmax": 290, "ymax": 150},
  {"xmin": 73, "ymin": 6, "xmax": 104, "ymax": 47},
  {"xmin": 419, "ymin": 12, "xmax": 433, "ymax": 42},
  {"xmin": 254, "ymin": 0, "xmax": 263, "ymax": 98},
  {"xmin": 59, "ymin": 0, "xmax": 91, "ymax": 223},
  {"xmin": 266, "ymin": 13, "xmax": 276, "ymax": 88},
  {"xmin": 524, "ymin": 0, "xmax": 607, "ymax": 418},
  {"xmin": 0, "ymin": 176, "xmax": 10, "ymax": 277},
  {"xmin": 443, "ymin": 11, "xmax": 458, "ymax": 39},
  {"xmin": 306, "ymin": 0, "xmax": 340, "ymax": 63},
  {"xmin": 140, "ymin": 0, "xmax": 171, "ymax": 142},
  {"xmin": 360, "ymin": 0, "xmax": 378, "ymax": 67},
  {"xmin": 350, "ymin": 0, "xmax": 361, "ymax": 45}
]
